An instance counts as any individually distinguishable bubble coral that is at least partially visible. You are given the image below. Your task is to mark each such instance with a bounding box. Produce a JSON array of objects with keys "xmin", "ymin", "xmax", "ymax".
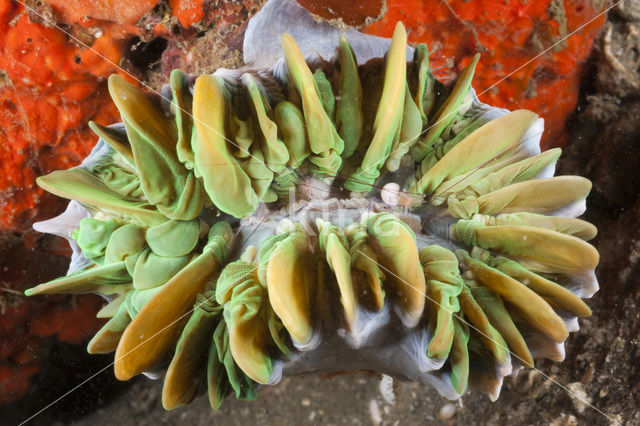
[{"xmin": 26, "ymin": 0, "xmax": 599, "ymax": 409}]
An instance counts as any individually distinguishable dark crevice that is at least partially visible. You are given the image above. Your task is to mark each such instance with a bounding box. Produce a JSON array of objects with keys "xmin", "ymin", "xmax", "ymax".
[{"xmin": 124, "ymin": 36, "xmax": 169, "ymax": 73}]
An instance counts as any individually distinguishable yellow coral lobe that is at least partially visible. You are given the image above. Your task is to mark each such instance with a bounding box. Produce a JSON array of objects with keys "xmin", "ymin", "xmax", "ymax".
[
  {"xmin": 192, "ymin": 74, "xmax": 258, "ymax": 217},
  {"xmin": 476, "ymin": 176, "xmax": 592, "ymax": 215},
  {"xmin": 266, "ymin": 233, "xmax": 314, "ymax": 345},
  {"xmin": 475, "ymin": 225, "xmax": 599, "ymax": 275},
  {"xmin": 415, "ymin": 110, "xmax": 538, "ymax": 194},
  {"xmin": 366, "ymin": 214, "xmax": 426, "ymax": 327},
  {"xmin": 462, "ymin": 254, "xmax": 569, "ymax": 343},
  {"xmin": 114, "ymin": 252, "xmax": 221, "ymax": 380}
]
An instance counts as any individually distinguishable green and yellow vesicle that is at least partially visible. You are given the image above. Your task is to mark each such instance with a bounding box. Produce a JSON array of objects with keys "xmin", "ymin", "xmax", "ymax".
[{"xmin": 26, "ymin": 21, "xmax": 599, "ymax": 408}]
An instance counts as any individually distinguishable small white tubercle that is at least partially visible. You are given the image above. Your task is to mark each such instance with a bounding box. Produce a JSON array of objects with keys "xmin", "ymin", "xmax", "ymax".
[
  {"xmin": 381, "ymin": 182, "xmax": 400, "ymax": 206},
  {"xmin": 381, "ymin": 182, "xmax": 420, "ymax": 210},
  {"xmin": 379, "ymin": 374, "xmax": 397, "ymax": 405}
]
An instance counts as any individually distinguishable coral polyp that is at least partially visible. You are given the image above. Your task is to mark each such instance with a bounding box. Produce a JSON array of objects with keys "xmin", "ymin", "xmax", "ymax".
[{"xmin": 25, "ymin": 3, "xmax": 599, "ymax": 411}]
